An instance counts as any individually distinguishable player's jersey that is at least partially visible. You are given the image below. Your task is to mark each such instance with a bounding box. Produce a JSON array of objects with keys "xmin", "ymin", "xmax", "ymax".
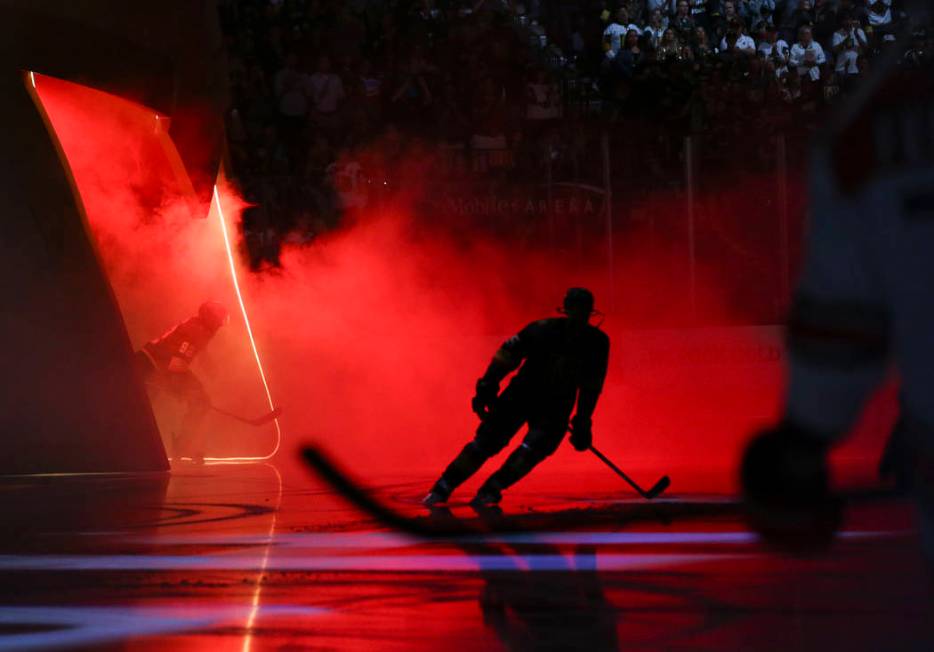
[
  {"xmin": 498, "ymin": 317, "xmax": 610, "ymax": 399},
  {"xmin": 141, "ymin": 317, "xmax": 215, "ymax": 373},
  {"xmin": 784, "ymin": 66, "xmax": 934, "ymax": 442}
]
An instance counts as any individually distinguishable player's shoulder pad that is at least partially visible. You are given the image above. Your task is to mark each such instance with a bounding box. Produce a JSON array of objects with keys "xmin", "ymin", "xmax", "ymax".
[
  {"xmin": 587, "ymin": 323, "xmax": 610, "ymax": 344},
  {"xmin": 524, "ymin": 318, "xmax": 556, "ymax": 332}
]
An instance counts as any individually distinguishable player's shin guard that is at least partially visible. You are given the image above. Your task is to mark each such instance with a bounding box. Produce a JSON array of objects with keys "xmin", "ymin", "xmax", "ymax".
[
  {"xmin": 431, "ymin": 442, "xmax": 489, "ymax": 500},
  {"xmin": 474, "ymin": 443, "xmax": 544, "ymax": 503}
]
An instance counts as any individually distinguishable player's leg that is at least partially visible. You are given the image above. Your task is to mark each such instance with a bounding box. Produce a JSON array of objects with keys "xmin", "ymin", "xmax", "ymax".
[
  {"xmin": 423, "ymin": 386, "xmax": 527, "ymax": 506},
  {"xmin": 471, "ymin": 414, "xmax": 568, "ymax": 506},
  {"xmin": 176, "ymin": 373, "xmax": 211, "ymax": 464}
]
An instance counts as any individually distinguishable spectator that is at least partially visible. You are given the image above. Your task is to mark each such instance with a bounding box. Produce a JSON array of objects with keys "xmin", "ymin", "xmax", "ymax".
[
  {"xmin": 694, "ymin": 25, "xmax": 718, "ymax": 58},
  {"xmin": 603, "ymin": 8, "xmax": 641, "ymax": 57},
  {"xmin": 470, "ymin": 76, "xmax": 510, "ymax": 152},
  {"xmin": 683, "ymin": 0, "xmax": 712, "ymax": 32},
  {"xmin": 790, "ymin": 0, "xmax": 817, "ymax": 35},
  {"xmin": 672, "ymin": 1, "xmax": 697, "ymax": 39},
  {"xmin": 866, "ymin": 0, "xmax": 893, "ymax": 29},
  {"xmin": 714, "ymin": 1, "xmax": 743, "ymax": 44},
  {"xmin": 658, "ymin": 28, "xmax": 684, "ymax": 61},
  {"xmin": 789, "ymin": 25, "xmax": 826, "ymax": 81},
  {"xmin": 721, "ymin": 19, "xmax": 758, "ymax": 56},
  {"xmin": 812, "ymin": 0, "xmax": 841, "ymax": 45},
  {"xmin": 645, "ymin": 9, "xmax": 670, "ymax": 48},
  {"xmin": 621, "ymin": 0, "xmax": 646, "ymax": 26},
  {"xmin": 618, "ymin": 29, "xmax": 645, "ymax": 77},
  {"xmin": 569, "ymin": 16, "xmax": 588, "ymax": 63},
  {"xmin": 832, "ymin": 13, "xmax": 868, "ymax": 81},
  {"xmin": 358, "ymin": 59, "xmax": 383, "ymax": 116},
  {"xmin": 526, "ymin": 69, "xmax": 562, "ymax": 120},
  {"xmin": 777, "ymin": 0, "xmax": 803, "ymax": 41},
  {"xmin": 757, "ymin": 24, "xmax": 791, "ymax": 76},
  {"xmin": 274, "ymin": 53, "xmax": 310, "ymax": 125},
  {"xmin": 902, "ymin": 28, "xmax": 932, "ymax": 68},
  {"xmin": 743, "ymin": 0, "xmax": 777, "ymax": 27},
  {"xmin": 308, "ymin": 55, "xmax": 346, "ymax": 133},
  {"xmin": 390, "ymin": 51, "xmax": 434, "ymax": 122},
  {"xmin": 597, "ymin": 1, "xmax": 612, "ymax": 25},
  {"xmin": 328, "ymin": 156, "xmax": 369, "ymax": 212},
  {"xmin": 273, "ymin": 53, "xmax": 311, "ymax": 166}
]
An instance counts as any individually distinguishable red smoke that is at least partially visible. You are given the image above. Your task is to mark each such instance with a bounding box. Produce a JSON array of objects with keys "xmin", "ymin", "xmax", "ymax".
[
  {"xmin": 33, "ymin": 73, "xmax": 277, "ymax": 460},
  {"xmin": 34, "ymin": 73, "xmax": 891, "ymax": 493}
]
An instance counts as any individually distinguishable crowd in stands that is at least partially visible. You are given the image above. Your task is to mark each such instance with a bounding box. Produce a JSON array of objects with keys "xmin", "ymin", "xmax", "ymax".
[
  {"xmin": 217, "ymin": 1, "xmax": 932, "ymax": 265},
  {"xmin": 594, "ymin": 0, "xmax": 927, "ymax": 113}
]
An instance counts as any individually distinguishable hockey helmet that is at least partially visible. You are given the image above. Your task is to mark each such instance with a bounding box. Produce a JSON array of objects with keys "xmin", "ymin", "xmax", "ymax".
[
  {"xmin": 198, "ymin": 301, "xmax": 229, "ymax": 330},
  {"xmin": 560, "ymin": 287, "xmax": 595, "ymax": 319}
]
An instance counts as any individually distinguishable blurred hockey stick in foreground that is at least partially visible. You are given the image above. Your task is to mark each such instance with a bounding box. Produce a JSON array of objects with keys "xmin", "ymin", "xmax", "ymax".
[{"xmin": 301, "ymin": 443, "xmax": 903, "ymax": 539}]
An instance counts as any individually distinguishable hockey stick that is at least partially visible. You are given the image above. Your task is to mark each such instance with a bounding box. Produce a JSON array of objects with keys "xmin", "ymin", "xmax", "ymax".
[
  {"xmin": 590, "ymin": 446, "xmax": 670, "ymax": 499},
  {"xmin": 210, "ymin": 405, "xmax": 282, "ymax": 427},
  {"xmin": 300, "ymin": 443, "xmax": 694, "ymax": 536}
]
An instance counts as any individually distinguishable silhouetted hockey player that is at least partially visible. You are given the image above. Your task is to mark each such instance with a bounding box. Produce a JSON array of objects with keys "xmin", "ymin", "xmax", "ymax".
[
  {"xmin": 423, "ymin": 288, "xmax": 610, "ymax": 507},
  {"xmin": 136, "ymin": 301, "xmax": 229, "ymax": 464}
]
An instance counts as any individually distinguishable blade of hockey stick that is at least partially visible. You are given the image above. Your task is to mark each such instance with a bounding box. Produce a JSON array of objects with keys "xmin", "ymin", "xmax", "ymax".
[
  {"xmin": 590, "ymin": 446, "xmax": 670, "ymax": 500},
  {"xmin": 211, "ymin": 405, "xmax": 282, "ymax": 426},
  {"xmin": 645, "ymin": 475, "xmax": 671, "ymax": 499}
]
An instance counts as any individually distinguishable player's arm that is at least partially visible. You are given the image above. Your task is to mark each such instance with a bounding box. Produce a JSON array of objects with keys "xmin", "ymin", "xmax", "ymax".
[
  {"xmin": 483, "ymin": 327, "xmax": 532, "ymax": 382},
  {"xmin": 571, "ymin": 333, "xmax": 611, "ymax": 451},
  {"xmin": 167, "ymin": 337, "xmax": 197, "ymax": 373},
  {"xmin": 472, "ymin": 323, "xmax": 536, "ymax": 418},
  {"xmin": 576, "ymin": 333, "xmax": 611, "ymax": 422}
]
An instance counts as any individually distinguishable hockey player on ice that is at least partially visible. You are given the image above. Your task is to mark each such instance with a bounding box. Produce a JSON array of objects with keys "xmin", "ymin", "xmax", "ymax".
[
  {"xmin": 135, "ymin": 301, "xmax": 229, "ymax": 464},
  {"xmin": 741, "ymin": 54, "xmax": 934, "ymax": 557},
  {"xmin": 423, "ymin": 288, "xmax": 610, "ymax": 507}
]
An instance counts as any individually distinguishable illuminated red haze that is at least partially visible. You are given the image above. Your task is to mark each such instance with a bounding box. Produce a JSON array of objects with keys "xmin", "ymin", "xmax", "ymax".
[{"xmin": 34, "ymin": 73, "xmax": 891, "ymax": 492}]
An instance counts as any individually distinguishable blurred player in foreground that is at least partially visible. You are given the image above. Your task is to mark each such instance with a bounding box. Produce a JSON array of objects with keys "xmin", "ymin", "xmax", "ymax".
[{"xmin": 741, "ymin": 50, "xmax": 934, "ymax": 557}]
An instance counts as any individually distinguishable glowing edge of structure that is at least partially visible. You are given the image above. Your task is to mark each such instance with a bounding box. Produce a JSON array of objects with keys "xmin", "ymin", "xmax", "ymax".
[
  {"xmin": 209, "ymin": 185, "xmax": 281, "ymax": 462},
  {"xmin": 28, "ymin": 71, "xmax": 279, "ymax": 465}
]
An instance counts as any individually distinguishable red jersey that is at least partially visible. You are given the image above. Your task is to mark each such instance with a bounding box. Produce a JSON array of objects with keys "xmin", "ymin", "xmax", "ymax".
[{"xmin": 141, "ymin": 317, "xmax": 215, "ymax": 373}]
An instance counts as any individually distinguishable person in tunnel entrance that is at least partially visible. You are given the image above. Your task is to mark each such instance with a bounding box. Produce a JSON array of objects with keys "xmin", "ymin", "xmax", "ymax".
[
  {"xmin": 423, "ymin": 288, "xmax": 611, "ymax": 507},
  {"xmin": 135, "ymin": 301, "xmax": 229, "ymax": 464}
]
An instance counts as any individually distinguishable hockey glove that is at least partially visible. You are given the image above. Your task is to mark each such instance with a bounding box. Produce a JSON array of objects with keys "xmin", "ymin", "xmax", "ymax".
[
  {"xmin": 471, "ymin": 378, "xmax": 499, "ymax": 420},
  {"xmin": 740, "ymin": 420, "xmax": 841, "ymax": 554},
  {"xmin": 569, "ymin": 415, "xmax": 593, "ymax": 452}
]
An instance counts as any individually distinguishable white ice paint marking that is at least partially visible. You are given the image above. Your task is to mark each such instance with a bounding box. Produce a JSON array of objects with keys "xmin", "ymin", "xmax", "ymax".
[{"xmin": 0, "ymin": 605, "xmax": 322, "ymax": 651}]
